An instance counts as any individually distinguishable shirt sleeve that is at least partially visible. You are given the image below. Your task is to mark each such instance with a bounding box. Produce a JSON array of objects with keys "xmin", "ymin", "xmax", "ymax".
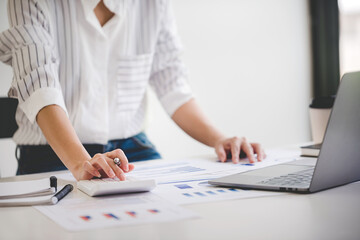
[
  {"xmin": 149, "ymin": 0, "xmax": 193, "ymax": 116},
  {"xmin": 0, "ymin": 0, "xmax": 67, "ymax": 123}
]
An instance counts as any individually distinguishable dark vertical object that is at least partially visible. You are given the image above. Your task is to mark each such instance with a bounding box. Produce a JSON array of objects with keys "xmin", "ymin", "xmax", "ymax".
[
  {"xmin": 309, "ymin": 0, "xmax": 340, "ymax": 97},
  {"xmin": 0, "ymin": 98, "xmax": 18, "ymax": 138}
]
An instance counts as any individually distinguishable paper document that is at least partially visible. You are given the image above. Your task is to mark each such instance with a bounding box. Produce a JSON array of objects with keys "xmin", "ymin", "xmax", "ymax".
[
  {"xmin": 56, "ymin": 149, "xmax": 296, "ymax": 206},
  {"xmin": 128, "ymin": 149, "xmax": 299, "ymax": 185},
  {"xmin": 0, "ymin": 178, "xmax": 55, "ymax": 199},
  {"xmin": 0, "ymin": 195, "xmax": 55, "ymax": 207},
  {"xmin": 56, "ymin": 172, "xmax": 77, "ymax": 182},
  {"xmin": 35, "ymin": 193, "xmax": 198, "ymax": 231},
  {"xmin": 126, "ymin": 160, "xmax": 210, "ymax": 184},
  {"xmin": 130, "ymin": 149, "xmax": 297, "ymax": 205},
  {"xmin": 42, "ymin": 149, "xmax": 298, "ymax": 230},
  {"xmin": 153, "ymin": 180, "xmax": 282, "ymax": 205}
]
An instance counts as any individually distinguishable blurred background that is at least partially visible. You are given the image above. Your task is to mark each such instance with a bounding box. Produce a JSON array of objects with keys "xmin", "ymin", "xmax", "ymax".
[
  {"xmin": 339, "ymin": 0, "xmax": 360, "ymax": 74},
  {"xmin": 0, "ymin": 0, "xmax": 359, "ymax": 177}
]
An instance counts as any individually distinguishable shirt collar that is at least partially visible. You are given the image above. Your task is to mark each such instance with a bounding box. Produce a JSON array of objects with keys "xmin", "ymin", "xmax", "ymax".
[{"xmin": 81, "ymin": 0, "xmax": 130, "ymax": 18}]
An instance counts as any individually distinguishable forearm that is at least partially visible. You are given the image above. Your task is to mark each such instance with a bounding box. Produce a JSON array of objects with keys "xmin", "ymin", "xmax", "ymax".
[
  {"xmin": 171, "ymin": 99, "xmax": 225, "ymax": 147},
  {"xmin": 36, "ymin": 105, "xmax": 90, "ymax": 179}
]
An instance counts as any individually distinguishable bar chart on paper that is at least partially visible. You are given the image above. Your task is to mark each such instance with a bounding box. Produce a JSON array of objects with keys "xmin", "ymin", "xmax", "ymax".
[
  {"xmin": 128, "ymin": 150, "xmax": 300, "ymax": 185},
  {"xmin": 35, "ymin": 194, "xmax": 197, "ymax": 231},
  {"xmin": 128, "ymin": 161, "xmax": 207, "ymax": 180},
  {"xmin": 77, "ymin": 208, "xmax": 161, "ymax": 223},
  {"xmin": 153, "ymin": 180, "xmax": 282, "ymax": 205}
]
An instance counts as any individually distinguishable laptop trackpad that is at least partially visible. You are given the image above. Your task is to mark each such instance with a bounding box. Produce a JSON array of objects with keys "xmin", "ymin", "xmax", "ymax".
[{"xmin": 242, "ymin": 164, "xmax": 312, "ymax": 177}]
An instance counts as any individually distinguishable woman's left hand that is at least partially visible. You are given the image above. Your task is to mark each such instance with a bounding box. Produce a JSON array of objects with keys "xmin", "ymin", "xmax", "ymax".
[{"xmin": 214, "ymin": 137, "xmax": 266, "ymax": 164}]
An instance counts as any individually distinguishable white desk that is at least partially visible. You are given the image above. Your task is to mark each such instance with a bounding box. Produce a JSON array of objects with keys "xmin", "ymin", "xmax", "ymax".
[{"xmin": 1, "ymin": 166, "xmax": 360, "ymax": 240}]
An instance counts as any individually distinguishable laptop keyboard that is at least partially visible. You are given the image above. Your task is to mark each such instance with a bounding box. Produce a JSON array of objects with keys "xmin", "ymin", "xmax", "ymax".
[{"xmin": 258, "ymin": 167, "xmax": 315, "ymax": 188}]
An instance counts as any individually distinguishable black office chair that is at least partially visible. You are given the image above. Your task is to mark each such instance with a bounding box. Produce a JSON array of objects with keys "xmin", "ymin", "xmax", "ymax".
[{"xmin": 0, "ymin": 97, "xmax": 18, "ymax": 138}]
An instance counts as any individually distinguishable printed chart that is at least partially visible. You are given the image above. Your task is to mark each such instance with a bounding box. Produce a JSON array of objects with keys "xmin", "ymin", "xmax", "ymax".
[
  {"xmin": 35, "ymin": 194, "xmax": 198, "ymax": 231},
  {"xmin": 128, "ymin": 149, "xmax": 300, "ymax": 185},
  {"xmin": 153, "ymin": 180, "xmax": 282, "ymax": 205},
  {"xmin": 48, "ymin": 149, "xmax": 299, "ymax": 230}
]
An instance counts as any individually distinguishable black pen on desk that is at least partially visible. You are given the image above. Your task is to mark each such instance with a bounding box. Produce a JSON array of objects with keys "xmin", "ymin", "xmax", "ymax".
[
  {"xmin": 51, "ymin": 184, "xmax": 73, "ymax": 204},
  {"xmin": 50, "ymin": 176, "xmax": 57, "ymax": 192}
]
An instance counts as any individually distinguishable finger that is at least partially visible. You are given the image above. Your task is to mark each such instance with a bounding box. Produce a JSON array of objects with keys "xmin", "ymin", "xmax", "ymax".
[
  {"xmin": 128, "ymin": 164, "xmax": 135, "ymax": 172},
  {"xmin": 83, "ymin": 161, "xmax": 101, "ymax": 178},
  {"xmin": 230, "ymin": 137, "xmax": 241, "ymax": 164},
  {"xmin": 241, "ymin": 138, "xmax": 256, "ymax": 163},
  {"xmin": 215, "ymin": 144, "xmax": 227, "ymax": 162},
  {"xmin": 252, "ymin": 143, "xmax": 264, "ymax": 162},
  {"xmin": 105, "ymin": 149, "xmax": 129, "ymax": 172},
  {"xmin": 92, "ymin": 154, "xmax": 116, "ymax": 178},
  {"xmin": 106, "ymin": 156, "xmax": 126, "ymax": 181}
]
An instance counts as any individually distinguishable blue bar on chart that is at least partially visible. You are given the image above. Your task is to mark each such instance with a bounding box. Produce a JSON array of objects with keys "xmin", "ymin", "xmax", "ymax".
[
  {"xmin": 205, "ymin": 191, "xmax": 216, "ymax": 195},
  {"xmin": 174, "ymin": 184, "xmax": 193, "ymax": 189},
  {"xmin": 228, "ymin": 188, "xmax": 239, "ymax": 192},
  {"xmin": 183, "ymin": 193, "xmax": 193, "ymax": 197},
  {"xmin": 194, "ymin": 192, "xmax": 206, "ymax": 197}
]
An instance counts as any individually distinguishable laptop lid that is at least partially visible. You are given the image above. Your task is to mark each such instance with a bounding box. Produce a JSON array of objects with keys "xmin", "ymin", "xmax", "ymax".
[
  {"xmin": 209, "ymin": 72, "xmax": 360, "ymax": 193},
  {"xmin": 309, "ymin": 72, "xmax": 360, "ymax": 192}
]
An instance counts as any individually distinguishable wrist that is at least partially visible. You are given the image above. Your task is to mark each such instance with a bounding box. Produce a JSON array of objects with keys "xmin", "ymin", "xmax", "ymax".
[
  {"xmin": 209, "ymin": 132, "xmax": 227, "ymax": 148},
  {"xmin": 70, "ymin": 162, "xmax": 84, "ymax": 181},
  {"xmin": 66, "ymin": 153, "xmax": 91, "ymax": 181}
]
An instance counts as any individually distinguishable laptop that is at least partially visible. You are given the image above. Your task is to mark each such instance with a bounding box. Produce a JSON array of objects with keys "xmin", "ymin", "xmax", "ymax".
[{"xmin": 209, "ymin": 72, "xmax": 360, "ymax": 193}]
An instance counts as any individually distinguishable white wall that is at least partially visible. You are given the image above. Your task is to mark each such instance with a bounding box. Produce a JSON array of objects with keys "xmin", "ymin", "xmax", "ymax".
[
  {"xmin": 0, "ymin": 0, "xmax": 312, "ymax": 177},
  {"xmin": 339, "ymin": 0, "xmax": 360, "ymax": 75},
  {"xmin": 147, "ymin": 0, "xmax": 312, "ymax": 159}
]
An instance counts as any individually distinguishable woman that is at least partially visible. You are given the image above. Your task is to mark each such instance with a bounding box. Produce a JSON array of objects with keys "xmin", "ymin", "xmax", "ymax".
[{"xmin": 0, "ymin": 0, "xmax": 265, "ymax": 180}]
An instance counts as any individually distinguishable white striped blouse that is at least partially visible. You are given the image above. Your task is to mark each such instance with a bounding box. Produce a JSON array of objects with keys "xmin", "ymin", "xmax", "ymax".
[{"xmin": 0, "ymin": 0, "xmax": 193, "ymax": 145}]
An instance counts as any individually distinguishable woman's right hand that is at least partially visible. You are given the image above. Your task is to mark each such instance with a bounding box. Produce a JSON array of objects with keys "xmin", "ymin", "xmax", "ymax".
[
  {"xmin": 36, "ymin": 105, "xmax": 135, "ymax": 181},
  {"xmin": 76, "ymin": 149, "xmax": 135, "ymax": 181}
]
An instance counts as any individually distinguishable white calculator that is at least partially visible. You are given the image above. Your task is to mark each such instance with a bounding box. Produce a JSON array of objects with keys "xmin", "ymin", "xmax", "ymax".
[{"xmin": 77, "ymin": 177, "xmax": 156, "ymax": 197}]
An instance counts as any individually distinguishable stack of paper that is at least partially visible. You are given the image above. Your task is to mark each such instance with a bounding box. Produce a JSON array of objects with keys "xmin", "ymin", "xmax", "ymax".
[{"xmin": 0, "ymin": 177, "xmax": 56, "ymax": 207}]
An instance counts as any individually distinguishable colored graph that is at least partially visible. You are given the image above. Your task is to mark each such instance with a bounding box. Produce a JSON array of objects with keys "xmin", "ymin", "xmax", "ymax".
[
  {"xmin": 182, "ymin": 188, "xmax": 239, "ymax": 198},
  {"xmin": 103, "ymin": 213, "xmax": 120, "ymax": 220},
  {"xmin": 175, "ymin": 184, "xmax": 193, "ymax": 189},
  {"xmin": 80, "ymin": 215, "xmax": 91, "ymax": 221},
  {"xmin": 126, "ymin": 211, "xmax": 137, "ymax": 217},
  {"xmin": 205, "ymin": 191, "xmax": 216, "ymax": 195},
  {"xmin": 228, "ymin": 188, "xmax": 238, "ymax": 192},
  {"xmin": 194, "ymin": 192, "xmax": 206, "ymax": 197},
  {"xmin": 78, "ymin": 209, "xmax": 163, "ymax": 224},
  {"xmin": 148, "ymin": 209, "xmax": 160, "ymax": 214},
  {"xmin": 130, "ymin": 162, "xmax": 206, "ymax": 179}
]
